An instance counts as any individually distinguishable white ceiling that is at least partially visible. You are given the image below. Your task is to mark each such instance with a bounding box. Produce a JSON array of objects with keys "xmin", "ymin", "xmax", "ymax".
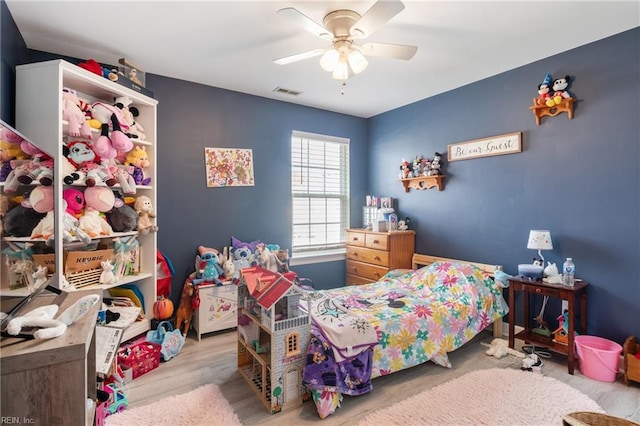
[{"xmin": 6, "ymin": 1, "xmax": 639, "ymax": 118}]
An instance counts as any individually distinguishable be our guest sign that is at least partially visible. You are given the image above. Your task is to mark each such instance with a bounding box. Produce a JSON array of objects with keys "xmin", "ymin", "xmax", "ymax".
[{"xmin": 447, "ymin": 132, "xmax": 522, "ymax": 161}]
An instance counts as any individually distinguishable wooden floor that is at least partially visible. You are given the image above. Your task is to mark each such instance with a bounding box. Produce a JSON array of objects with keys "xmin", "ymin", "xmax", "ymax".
[{"xmin": 125, "ymin": 328, "xmax": 640, "ymax": 425}]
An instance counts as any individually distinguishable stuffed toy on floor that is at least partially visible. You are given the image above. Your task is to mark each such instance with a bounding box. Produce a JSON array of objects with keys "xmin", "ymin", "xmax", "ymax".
[{"xmin": 483, "ymin": 338, "xmax": 526, "ymax": 359}]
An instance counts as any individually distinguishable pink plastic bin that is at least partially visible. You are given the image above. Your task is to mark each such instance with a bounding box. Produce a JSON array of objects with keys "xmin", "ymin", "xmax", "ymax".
[{"xmin": 575, "ymin": 335, "xmax": 622, "ymax": 382}]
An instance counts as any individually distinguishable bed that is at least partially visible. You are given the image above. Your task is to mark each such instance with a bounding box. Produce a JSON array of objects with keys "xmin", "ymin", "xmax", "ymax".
[{"xmin": 302, "ymin": 254, "xmax": 509, "ymax": 418}]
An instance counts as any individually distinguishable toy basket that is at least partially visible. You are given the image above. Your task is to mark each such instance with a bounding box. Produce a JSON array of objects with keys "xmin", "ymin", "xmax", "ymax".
[
  {"xmin": 117, "ymin": 340, "xmax": 161, "ymax": 379},
  {"xmin": 623, "ymin": 336, "xmax": 640, "ymax": 385}
]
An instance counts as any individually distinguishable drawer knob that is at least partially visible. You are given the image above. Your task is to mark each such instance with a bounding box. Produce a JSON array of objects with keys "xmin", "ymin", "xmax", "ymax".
[
  {"xmin": 374, "ymin": 256, "xmax": 380, "ymax": 261},
  {"xmin": 373, "ymin": 240, "xmax": 379, "ymax": 244},
  {"xmin": 535, "ymin": 288, "xmax": 542, "ymax": 294},
  {"xmin": 353, "ymin": 237, "xmax": 359, "ymax": 241},
  {"xmin": 353, "ymin": 253, "xmax": 358, "ymax": 257}
]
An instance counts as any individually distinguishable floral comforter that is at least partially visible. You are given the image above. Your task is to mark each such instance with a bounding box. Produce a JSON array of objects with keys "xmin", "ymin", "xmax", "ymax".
[{"xmin": 303, "ymin": 261, "xmax": 509, "ymax": 418}]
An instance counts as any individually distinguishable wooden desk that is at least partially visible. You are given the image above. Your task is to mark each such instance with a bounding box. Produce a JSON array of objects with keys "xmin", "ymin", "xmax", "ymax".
[
  {"xmin": 1, "ymin": 290, "xmax": 100, "ymax": 425},
  {"xmin": 508, "ymin": 276, "xmax": 588, "ymax": 374}
]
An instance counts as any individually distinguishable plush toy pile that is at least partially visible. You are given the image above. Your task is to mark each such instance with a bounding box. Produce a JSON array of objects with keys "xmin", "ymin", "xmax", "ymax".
[{"xmin": 398, "ymin": 152, "xmax": 445, "ymax": 178}]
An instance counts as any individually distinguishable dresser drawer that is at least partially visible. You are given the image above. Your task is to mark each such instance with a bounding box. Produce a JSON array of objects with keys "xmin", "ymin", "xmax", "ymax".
[
  {"xmin": 346, "ymin": 246, "xmax": 389, "ymax": 267},
  {"xmin": 346, "ymin": 230, "xmax": 366, "ymax": 247},
  {"xmin": 346, "ymin": 273, "xmax": 375, "ymax": 286},
  {"xmin": 346, "ymin": 260, "xmax": 388, "ymax": 282},
  {"xmin": 365, "ymin": 233, "xmax": 389, "ymax": 251}
]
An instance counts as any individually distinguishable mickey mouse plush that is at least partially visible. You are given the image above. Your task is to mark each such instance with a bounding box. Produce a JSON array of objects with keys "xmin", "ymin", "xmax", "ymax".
[{"xmin": 547, "ymin": 75, "xmax": 572, "ymax": 107}]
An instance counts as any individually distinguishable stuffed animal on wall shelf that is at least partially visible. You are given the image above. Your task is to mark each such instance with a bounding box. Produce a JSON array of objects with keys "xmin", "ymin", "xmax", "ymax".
[{"xmin": 62, "ymin": 87, "xmax": 93, "ymax": 139}]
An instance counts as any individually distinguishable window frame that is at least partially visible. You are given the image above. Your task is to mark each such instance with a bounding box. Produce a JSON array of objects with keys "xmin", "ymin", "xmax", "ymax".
[{"xmin": 290, "ymin": 130, "xmax": 350, "ymax": 264}]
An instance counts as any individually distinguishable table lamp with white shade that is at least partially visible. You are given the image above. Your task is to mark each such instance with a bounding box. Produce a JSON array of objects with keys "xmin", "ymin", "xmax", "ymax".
[{"xmin": 527, "ymin": 230, "xmax": 553, "ymax": 266}]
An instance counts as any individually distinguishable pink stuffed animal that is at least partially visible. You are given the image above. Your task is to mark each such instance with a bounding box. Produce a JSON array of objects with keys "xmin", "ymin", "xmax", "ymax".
[
  {"xmin": 91, "ymin": 101, "xmax": 132, "ymax": 159},
  {"xmin": 79, "ymin": 186, "xmax": 114, "ymax": 237},
  {"xmin": 62, "ymin": 88, "xmax": 93, "ymax": 139}
]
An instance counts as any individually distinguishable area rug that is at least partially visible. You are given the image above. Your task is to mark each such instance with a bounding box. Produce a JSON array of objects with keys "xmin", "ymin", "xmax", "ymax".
[
  {"xmin": 104, "ymin": 383, "xmax": 241, "ymax": 426},
  {"xmin": 359, "ymin": 368, "xmax": 604, "ymax": 425}
]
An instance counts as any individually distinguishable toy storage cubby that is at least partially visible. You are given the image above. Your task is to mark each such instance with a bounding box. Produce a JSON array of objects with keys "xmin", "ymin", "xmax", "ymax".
[{"xmin": 4, "ymin": 59, "xmax": 158, "ymax": 341}]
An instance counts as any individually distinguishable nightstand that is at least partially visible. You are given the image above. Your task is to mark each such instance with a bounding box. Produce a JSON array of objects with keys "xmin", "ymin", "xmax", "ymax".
[{"xmin": 507, "ymin": 276, "xmax": 589, "ymax": 374}]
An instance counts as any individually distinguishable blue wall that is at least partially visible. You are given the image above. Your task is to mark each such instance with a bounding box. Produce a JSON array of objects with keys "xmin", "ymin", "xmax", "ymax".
[
  {"xmin": 146, "ymin": 74, "xmax": 368, "ymax": 292},
  {"xmin": 2, "ymin": 0, "xmax": 637, "ymax": 343},
  {"xmin": 368, "ymin": 28, "xmax": 639, "ymax": 343}
]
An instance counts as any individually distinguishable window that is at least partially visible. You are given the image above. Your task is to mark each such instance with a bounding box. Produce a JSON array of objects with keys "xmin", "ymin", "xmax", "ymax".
[
  {"xmin": 291, "ymin": 131, "xmax": 350, "ymax": 256},
  {"xmin": 286, "ymin": 332, "xmax": 300, "ymax": 357}
]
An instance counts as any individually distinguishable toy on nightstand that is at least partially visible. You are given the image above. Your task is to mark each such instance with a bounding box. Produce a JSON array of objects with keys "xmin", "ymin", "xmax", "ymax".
[
  {"xmin": 230, "ymin": 236, "xmax": 260, "ymax": 275},
  {"xmin": 543, "ymin": 262, "xmax": 563, "ymax": 284}
]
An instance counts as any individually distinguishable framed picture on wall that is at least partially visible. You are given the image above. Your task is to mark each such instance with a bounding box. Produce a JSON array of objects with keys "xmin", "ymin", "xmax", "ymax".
[{"xmin": 204, "ymin": 147, "xmax": 255, "ymax": 187}]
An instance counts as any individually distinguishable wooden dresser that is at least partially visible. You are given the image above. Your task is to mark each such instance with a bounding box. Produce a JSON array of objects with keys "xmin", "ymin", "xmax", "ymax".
[{"xmin": 345, "ymin": 229, "xmax": 415, "ymax": 285}]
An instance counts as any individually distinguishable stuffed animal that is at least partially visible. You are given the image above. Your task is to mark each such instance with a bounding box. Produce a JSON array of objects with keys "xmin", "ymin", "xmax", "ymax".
[
  {"xmin": 255, "ymin": 244, "xmax": 279, "ymax": 272},
  {"xmin": 60, "ymin": 200, "xmax": 91, "ymax": 245},
  {"xmin": 0, "ymin": 139, "xmax": 27, "ymax": 182},
  {"xmin": 399, "ymin": 159, "xmax": 412, "ymax": 179},
  {"xmin": 106, "ymin": 191, "xmax": 138, "ymax": 232},
  {"xmin": 276, "ymin": 249, "xmax": 290, "ymax": 273},
  {"xmin": 543, "ymin": 262, "xmax": 563, "ymax": 284},
  {"xmin": 535, "ymin": 74, "xmax": 553, "ymax": 105},
  {"xmin": 230, "ymin": 236, "xmax": 260, "ymax": 274},
  {"xmin": 220, "ymin": 246, "xmax": 235, "ymax": 279},
  {"xmin": 62, "ymin": 87, "xmax": 93, "ymax": 139},
  {"xmin": 2, "ymin": 197, "xmax": 45, "ymax": 237},
  {"xmin": 134, "ymin": 195, "xmax": 158, "ymax": 234},
  {"xmin": 99, "ymin": 260, "xmax": 116, "ymax": 284},
  {"xmin": 16, "ymin": 154, "xmax": 54, "ymax": 186},
  {"xmin": 79, "ymin": 186, "xmax": 115, "ymax": 238},
  {"xmin": 192, "ymin": 246, "xmax": 224, "ymax": 285},
  {"xmin": 66, "ymin": 141, "xmax": 116, "ymax": 187},
  {"xmin": 125, "ymin": 146, "xmax": 151, "ymax": 186},
  {"xmin": 483, "ymin": 338, "xmax": 525, "ymax": 359},
  {"xmin": 429, "ymin": 152, "xmax": 442, "ymax": 176},
  {"xmin": 90, "ymin": 101, "xmax": 132, "ymax": 159},
  {"xmin": 115, "ymin": 97, "xmax": 146, "ymax": 140},
  {"xmin": 5, "ymin": 305, "xmax": 67, "ymax": 339},
  {"xmin": 493, "ymin": 269, "xmax": 512, "ymax": 288},
  {"xmin": 175, "ymin": 279, "xmax": 195, "ymax": 336},
  {"xmin": 63, "ymin": 188, "xmax": 85, "ymax": 218},
  {"xmin": 32, "ymin": 265, "xmax": 49, "ymax": 288},
  {"xmin": 29, "ymin": 186, "xmax": 55, "ymax": 240},
  {"xmin": 412, "ymin": 155, "xmax": 423, "ymax": 177},
  {"xmin": 548, "ymin": 75, "xmax": 572, "ymax": 106}
]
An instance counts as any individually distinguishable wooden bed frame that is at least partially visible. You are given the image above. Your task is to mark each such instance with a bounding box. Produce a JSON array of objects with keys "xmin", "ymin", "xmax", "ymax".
[{"xmin": 412, "ymin": 254, "xmax": 504, "ymax": 337}]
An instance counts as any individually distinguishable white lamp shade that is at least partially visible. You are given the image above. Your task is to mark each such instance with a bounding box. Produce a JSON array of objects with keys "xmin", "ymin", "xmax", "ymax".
[
  {"xmin": 320, "ymin": 48, "xmax": 339, "ymax": 72},
  {"xmin": 331, "ymin": 54, "xmax": 349, "ymax": 80},
  {"xmin": 527, "ymin": 230, "xmax": 553, "ymax": 250},
  {"xmin": 348, "ymin": 49, "xmax": 368, "ymax": 74}
]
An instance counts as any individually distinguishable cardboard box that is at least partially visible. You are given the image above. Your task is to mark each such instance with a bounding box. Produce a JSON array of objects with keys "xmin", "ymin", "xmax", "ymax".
[
  {"xmin": 64, "ymin": 249, "xmax": 114, "ymax": 274},
  {"xmin": 33, "ymin": 254, "xmax": 56, "ymax": 273}
]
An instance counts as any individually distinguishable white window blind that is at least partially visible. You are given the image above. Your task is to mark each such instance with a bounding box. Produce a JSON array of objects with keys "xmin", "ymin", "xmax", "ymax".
[{"xmin": 291, "ymin": 131, "xmax": 350, "ymax": 254}]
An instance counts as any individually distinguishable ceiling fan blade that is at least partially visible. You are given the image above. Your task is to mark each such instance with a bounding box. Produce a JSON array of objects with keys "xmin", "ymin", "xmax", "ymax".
[
  {"xmin": 277, "ymin": 8, "xmax": 332, "ymax": 39},
  {"xmin": 360, "ymin": 42, "xmax": 417, "ymax": 60},
  {"xmin": 350, "ymin": 0, "xmax": 406, "ymax": 39},
  {"xmin": 274, "ymin": 49, "xmax": 326, "ymax": 66}
]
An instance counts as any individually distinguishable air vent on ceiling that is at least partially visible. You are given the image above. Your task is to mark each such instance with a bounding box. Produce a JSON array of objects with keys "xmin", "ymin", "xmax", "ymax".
[{"xmin": 273, "ymin": 87, "xmax": 302, "ymax": 96}]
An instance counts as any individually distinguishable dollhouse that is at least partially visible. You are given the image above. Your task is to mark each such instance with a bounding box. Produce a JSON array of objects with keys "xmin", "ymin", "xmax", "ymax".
[{"xmin": 237, "ymin": 266, "xmax": 310, "ymax": 414}]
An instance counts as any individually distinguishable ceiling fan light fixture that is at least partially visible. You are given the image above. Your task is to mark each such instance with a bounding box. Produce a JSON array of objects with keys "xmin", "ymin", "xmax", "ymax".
[
  {"xmin": 332, "ymin": 55, "xmax": 349, "ymax": 81},
  {"xmin": 348, "ymin": 48, "xmax": 368, "ymax": 74},
  {"xmin": 320, "ymin": 48, "xmax": 339, "ymax": 72}
]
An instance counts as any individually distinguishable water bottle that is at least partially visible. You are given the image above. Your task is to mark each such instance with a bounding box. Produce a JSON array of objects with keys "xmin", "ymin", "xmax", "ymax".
[{"xmin": 563, "ymin": 258, "xmax": 575, "ymax": 286}]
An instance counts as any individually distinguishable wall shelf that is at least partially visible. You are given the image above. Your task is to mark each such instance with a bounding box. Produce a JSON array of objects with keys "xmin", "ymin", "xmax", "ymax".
[
  {"xmin": 529, "ymin": 98, "xmax": 575, "ymax": 125},
  {"xmin": 399, "ymin": 175, "xmax": 444, "ymax": 192}
]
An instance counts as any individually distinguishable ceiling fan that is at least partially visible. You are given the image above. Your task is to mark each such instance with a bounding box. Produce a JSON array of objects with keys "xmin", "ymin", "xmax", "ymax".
[{"xmin": 274, "ymin": 0, "xmax": 417, "ymax": 82}]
